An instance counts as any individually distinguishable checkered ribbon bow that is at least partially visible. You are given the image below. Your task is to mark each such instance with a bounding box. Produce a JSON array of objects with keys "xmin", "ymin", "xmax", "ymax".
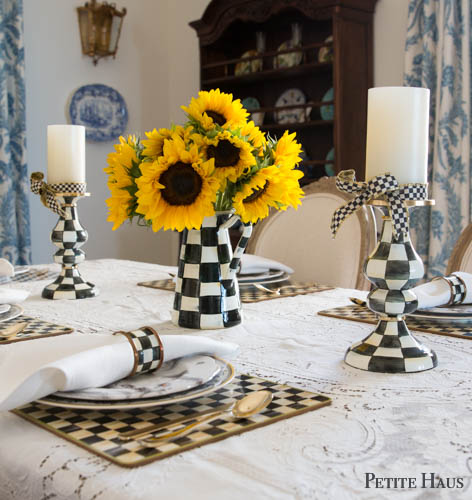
[
  {"xmin": 331, "ymin": 169, "xmax": 428, "ymax": 240},
  {"xmin": 30, "ymin": 172, "xmax": 86, "ymax": 217}
]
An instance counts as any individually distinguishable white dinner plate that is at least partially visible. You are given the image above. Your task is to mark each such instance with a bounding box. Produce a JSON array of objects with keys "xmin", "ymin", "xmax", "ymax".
[
  {"xmin": 238, "ymin": 269, "xmax": 289, "ymax": 285},
  {"xmin": 0, "ymin": 304, "xmax": 11, "ymax": 315},
  {"xmin": 55, "ymin": 355, "xmax": 221, "ymax": 401},
  {"xmin": 14, "ymin": 266, "xmax": 31, "ymax": 275},
  {"xmin": 38, "ymin": 358, "xmax": 235, "ymax": 410},
  {"xmin": 410, "ymin": 304, "xmax": 472, "ymax": 321},
  {"xmin": 0, "ymin": 304, "xmax": 23, "ymax": 323}
]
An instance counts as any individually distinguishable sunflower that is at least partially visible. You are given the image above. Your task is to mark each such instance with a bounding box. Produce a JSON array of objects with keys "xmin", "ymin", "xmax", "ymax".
[
  {"xmin": 182, "ymin": 89, "xmax": 249, "ymax": 131},
  {"xmin": 195, "ymin": 130, "xmax": 255, "ymax": 185},
  {"xmin": 240, "ymin": 120, "xmax": 266, "ymax": 152},
  {"xmin": 275, "ymin": 166, "xmax": 305, "ymax": 209},
  {"xmin": 273, "ymin": 130, "xmax": 302, "ymax": 169},
  {"xmin": 135, "ymin": 135, "xmax": 220, "ymax": 231},
  {"xmin": 104, "ymin": 135, "xmax": 140, "ymax": 230},
  {"xmin": 232, "ymin": 166, "xmax": 287, "ymax": 223}
]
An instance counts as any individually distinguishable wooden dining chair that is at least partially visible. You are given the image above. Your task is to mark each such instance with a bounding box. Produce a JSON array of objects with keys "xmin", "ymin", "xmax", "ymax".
[
  {"xmin": 246, "ymin": 176, "xmax": 377, "ymax": 290},
  {"xmin": 446, "ymin": 222, "xmax": 472, "ymax": 274}
]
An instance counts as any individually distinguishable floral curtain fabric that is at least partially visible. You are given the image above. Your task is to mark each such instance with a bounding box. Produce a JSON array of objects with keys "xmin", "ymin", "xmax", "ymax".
[
  {"xmin": 0, "ymin": 0, "xmax": 30, "ymax": 264},
  {"xmin": 404, "ymin": 0, "xmax": 470, "ymax": 278}
]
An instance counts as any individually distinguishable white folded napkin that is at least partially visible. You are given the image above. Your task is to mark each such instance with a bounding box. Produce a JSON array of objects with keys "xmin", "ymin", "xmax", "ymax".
[
  {"xmin": 0, "ymin": 258, "xmax": 14, "ymax": 278},
  {"xmin": 0, "ymin": 333, "xmax": 239, "ymax": 411},
  {"xmin": 413, "ymin": 271, "xmax": 472, "ymax": 309},
  {"xmin": 0, "ymin": 287, "xmax": 29, "ymax": 304},
  {"xmin": 238, "ymin": 253, "xmax": 294, "ymax": 275}
]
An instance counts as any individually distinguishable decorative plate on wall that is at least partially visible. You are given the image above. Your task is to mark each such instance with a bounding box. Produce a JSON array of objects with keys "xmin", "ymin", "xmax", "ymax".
[{"xmin": 68, "ymin": 84, "xmax": 128, "ymax": 142}]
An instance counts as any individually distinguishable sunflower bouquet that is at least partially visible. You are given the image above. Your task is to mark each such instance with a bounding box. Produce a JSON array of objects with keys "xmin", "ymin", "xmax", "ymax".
[{"xmin": 104, "ymin": 89, "xmax": 304, "ymax": 232}]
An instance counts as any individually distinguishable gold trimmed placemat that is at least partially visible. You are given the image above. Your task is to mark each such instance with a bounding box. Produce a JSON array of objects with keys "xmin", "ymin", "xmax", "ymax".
[
  {"xmin": 318, "ymin": 304, "xmax": 472, "ymax": 340},
  {"xmin": 0, "ymin": 268, "xmax": 58, "ymax": 285},
  {"xmin": 13, "ymin": 374, "xmax": 331, "ymax": 468},
  {"xmin": 0, "ymin": 316, "xmax": 74, "ymax": 344},
  {"xmin": 138, "ymin": 279, "xmax": 333, "ymax": 303}
]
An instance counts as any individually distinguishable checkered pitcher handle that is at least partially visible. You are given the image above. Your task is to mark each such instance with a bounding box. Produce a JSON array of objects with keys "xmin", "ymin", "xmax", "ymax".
[
  {"xmin": 331, "ymin": 169, "xmax": 428, "ymax": 240},
  {"xmin": 219, "ymin": 214, "xmax": 253, "ymax": 284}
]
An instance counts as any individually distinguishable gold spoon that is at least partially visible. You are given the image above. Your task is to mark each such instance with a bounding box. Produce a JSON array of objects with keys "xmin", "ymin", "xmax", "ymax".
[
  {"xmin": 0, "ymin": 322, "xmax": 29, "ymax": 339},
  {"xmin": 142, "ymin": 390, "xmax": 273, "ymax": 444}
]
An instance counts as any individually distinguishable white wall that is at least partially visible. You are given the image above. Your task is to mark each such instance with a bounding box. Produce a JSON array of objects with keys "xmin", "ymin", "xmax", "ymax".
[
  {"xmin": 24, "ymin": 0, "xmax": 178, "ymax": 265},
  {"xmin": 23, "ymin": 0, "xmax": 408, "ymax": 265}
]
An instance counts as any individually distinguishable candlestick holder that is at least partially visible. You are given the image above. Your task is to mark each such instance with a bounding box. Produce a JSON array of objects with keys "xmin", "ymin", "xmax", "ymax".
[
  {"xmin": 344, "ymin": 199, "xmax": 437, "ymax": 373},
  {"xmin": 42, "ymin": 192, "xmax": 98, "ymax": 300}
]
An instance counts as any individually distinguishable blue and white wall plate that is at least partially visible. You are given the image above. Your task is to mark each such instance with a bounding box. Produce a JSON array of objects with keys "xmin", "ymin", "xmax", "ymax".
[{"xmin": 68, "ymin": 84, "xmax": 128, "ymax": 142}]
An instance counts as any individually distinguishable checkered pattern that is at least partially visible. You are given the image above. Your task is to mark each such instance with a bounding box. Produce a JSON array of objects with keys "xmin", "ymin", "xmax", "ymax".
[
  {"xmin": 318, "ymin": 304, "xmax": 472, "ymax": 340},
  {"xmin": 0, "ymin": 269, "xmax": 58, "ymax": 285},
  {"xmin": 30, "ymin": 172, "xmax": 86, "ymax": 217},
  {"xmin": 172, "ymin": 214, "xmax": 253, "ymax": 329},
  {"xmin": 42, "ymin": 195, "xmax": 97, "ymax": 300},
  {"xmin": 344, "ymin": 318, "xmax": 437, "ymax": 373},
  {"xmin": 438, "ymin": 275, "xmax": 467, "ymax": 305},
  {"xmin": 13, "ymin": 374, "xmax": 331, "ymax": 468},
  {"xmin": 331, "ymin": 169, "xmax": 427, "ymax": 240},
  {"xmin": 0, "ymin": 315, "xmax": 73, "ymax": 344},
  {"xmin": 139, "ymin": 279, "xmax": 333, "ymax": 303},
  {"xmin": 342, "ymin": 212, "xmax": 437, "ymax": 373},
  {"xmin": 115, "ymin": 327, "xmax": 163, "ymax": 375}
]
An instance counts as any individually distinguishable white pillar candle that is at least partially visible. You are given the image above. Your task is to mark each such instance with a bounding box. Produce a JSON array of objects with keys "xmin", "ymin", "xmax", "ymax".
[
  {"xmin": 47, "ymin": 125, "xmax": 86, "ymax": 184},
  {"xmin": 365, "ymin": 87, "xmax": 430, "ymax": 184}
]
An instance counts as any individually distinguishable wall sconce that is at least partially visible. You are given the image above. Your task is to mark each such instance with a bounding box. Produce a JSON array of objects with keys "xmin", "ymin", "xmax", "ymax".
[{"xmin": 77, "ymin": 0, "xmax": 127, "ymax": 65}]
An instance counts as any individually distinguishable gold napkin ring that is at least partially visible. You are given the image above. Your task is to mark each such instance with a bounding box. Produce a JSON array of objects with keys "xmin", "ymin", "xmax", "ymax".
[
  {"xmin": 433, "ymin": 275, "xmax": 467, "ymax": 306},
  {"xmin": 113, "ymin": 326, "xmax": 164, "ymax": 377}
]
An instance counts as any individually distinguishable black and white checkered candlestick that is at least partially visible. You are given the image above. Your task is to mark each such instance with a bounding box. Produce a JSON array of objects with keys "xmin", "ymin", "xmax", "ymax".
[
  {"xmin": 344, "ymin": 200, "xmax": 437, "ymax": 373},
  {"xmin": 42, "ymin": 193, "xmax": 98, "ymax": 300}
]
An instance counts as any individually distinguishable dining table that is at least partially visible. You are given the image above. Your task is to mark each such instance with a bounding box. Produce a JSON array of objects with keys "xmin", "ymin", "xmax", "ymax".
[{"xmin": 0, "ymin": 258, "xmax": 470, "ymax": 500}]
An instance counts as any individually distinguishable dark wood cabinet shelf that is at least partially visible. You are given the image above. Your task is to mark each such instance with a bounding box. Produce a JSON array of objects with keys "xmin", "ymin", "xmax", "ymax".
[
  {"xmin": 261, "ymin": 119, "xmax": 333, "ymax": 131},
  {"xmin": 202, "ymin": 61, "xmax": 332, "ymax": 86},
  {"xmin": 191, "ymin": 0, "xmax": 377, "ymax": 185}
]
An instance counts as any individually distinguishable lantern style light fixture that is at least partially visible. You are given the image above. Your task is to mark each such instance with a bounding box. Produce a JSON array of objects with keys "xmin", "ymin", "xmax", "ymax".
[{"xmin": 77, "ymin": 0, "xmax": 127, "ymax": 65}]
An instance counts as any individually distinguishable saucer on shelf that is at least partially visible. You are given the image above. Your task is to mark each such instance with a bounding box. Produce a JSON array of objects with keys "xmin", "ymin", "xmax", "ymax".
[
  {"xmin": 274, "ymin": 88, "xmax": 308, "ymax": 124},
  {"xmin": 320, "ymin": 87, "xmax": 334, "ymax": 121},
  {"xmin": 235, "ymin": 50, "xmax": 262, "ymax": 76},
  {"xmin": 274, "ymin": 40, "xmax": 303, "ymax": 69},
  {"xmin": 242, "ymin": 97, "xmax": 264, "ymax": 127},
  {"xmin": 318, "ymin": 35, "xmax": 333, "ymax": 63}
]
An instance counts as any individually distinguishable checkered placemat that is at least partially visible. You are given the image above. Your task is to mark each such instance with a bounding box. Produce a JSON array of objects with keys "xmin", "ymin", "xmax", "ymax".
[
  {"xmin": 318, "ymin": 304, "xmax": 472, "ymax": 340},
  {"xmin": 0, "ymin": 268, "xmax": 58, "ymax": 285},
  {"xmin": 13, "ymin": 374, "xmax": 331, "ymax": 468},
  {"xmin": 0, "ymin": 316, "xmax": 74, "ymax": 344},
  {"xmin": 138, "ymin": 279, "xmax": 333, "ymax": 303}
]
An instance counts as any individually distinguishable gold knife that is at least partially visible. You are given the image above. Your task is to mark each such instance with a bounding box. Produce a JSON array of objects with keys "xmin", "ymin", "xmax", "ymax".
[{"xmin": 118, "ymin": 402, "xmax": 233, "ymax": 442}]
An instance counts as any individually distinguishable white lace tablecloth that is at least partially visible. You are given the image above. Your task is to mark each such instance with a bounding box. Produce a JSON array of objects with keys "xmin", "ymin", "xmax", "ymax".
[{"xmin": 0, "ymin": 259, "xmax": 471, "ymax": 500}]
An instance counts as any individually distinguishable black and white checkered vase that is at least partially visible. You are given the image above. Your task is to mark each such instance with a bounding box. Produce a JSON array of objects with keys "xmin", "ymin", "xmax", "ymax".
[
  {"xmin": 172, "ymin": 213, "xmax": 252, "ymax": 329},
  {"xmin": 344, "ymin": 207, "xmax": 437, "ymax": 373},
  {"xmin": 42, "ymin": 195, "xmax": 98, "ymax": 300}
]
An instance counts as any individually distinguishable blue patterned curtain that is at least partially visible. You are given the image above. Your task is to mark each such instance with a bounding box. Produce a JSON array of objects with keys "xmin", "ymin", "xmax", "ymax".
[
  {"xmin": 0, "ymin": 0, "xmax": 30, "ymax": 265},
  {"xmin": 404, "ymin": 0, "xmax": 470, "ymax": 278}
]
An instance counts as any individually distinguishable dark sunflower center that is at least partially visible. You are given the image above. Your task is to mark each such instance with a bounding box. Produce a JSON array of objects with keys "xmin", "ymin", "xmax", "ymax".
[
  {"xmin": 205, "ymin": 110, "xmax": 226, "ymax": 126},
  {"xmin": 207, "ymin": 140, "xmax": 240, "ymax": 168},
  {"xmin": 244, "ymin": 181, "xmax": 269, "ymax": 203},
  {"xmin": 160, "ymin": 162, "xmax": 202, "ymax": 206}
]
